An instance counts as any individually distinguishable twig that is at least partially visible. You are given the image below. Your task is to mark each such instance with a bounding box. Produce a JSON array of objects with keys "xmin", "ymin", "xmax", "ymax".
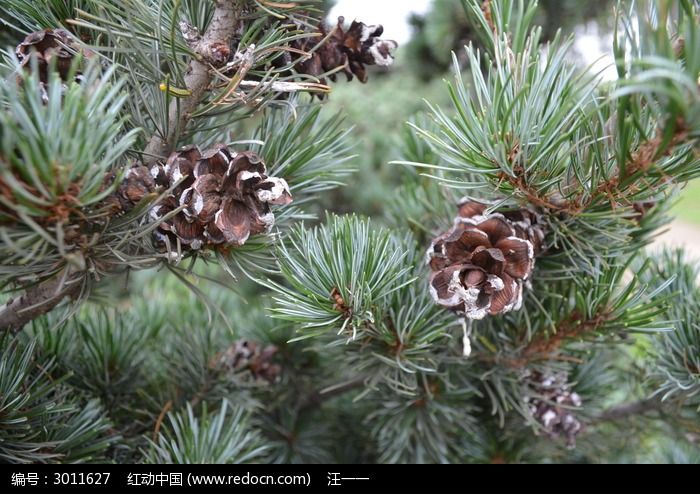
[
  {"xmin": 578, "ymin": 122, "xmax": 690, "ymax": 211},
  {"xmin": 0, "ymin": 268, "xmax": 82, "ymax": 332},
  {"xmin": 521, "ymin": 311, "xmax": 611, "ymax": 361},
  {"xmin": 298, "ymin": 376, "xmax": 366, "ymax": 413},
  {"xmin": 595, "ymin": 397, "xmax": 663, "ymax": 423},
  {"xmin": 153, "ymin": 400, "xmax": 173, "ymax": 441},
  {"xmin": 210, "ymin": 46, "xmax": 256, "ymax": 106},
  {"xmin": 474, "ymin": 310, "xmax": 612, "ymax": 369},
  {"xmin": 481, "ymin": 1, "xmax": 497, "ymax": 35},
  {"xmin": 143, "ymin": 0, "xmax": 243, "ymax": 161}
]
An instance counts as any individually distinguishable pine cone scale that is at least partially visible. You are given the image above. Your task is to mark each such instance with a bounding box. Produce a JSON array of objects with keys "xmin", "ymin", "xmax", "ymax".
[
  {"xmin": 211, "ymin": 340, "xmax": 281, "ymax": 384},
  {"xmin": 495, "ymin": 236, "xmax": 534, "ymax": 279},
  {"xmin": 215, "ymin": 198, "xmax": 252, "ymax": 246},
  {"xmin": 525, "ymin": 371, "xmax": 583, "ymax": 448},
  {"xmin": 154, "ymin": 146, "xmax": 289, "ymax": 250}
]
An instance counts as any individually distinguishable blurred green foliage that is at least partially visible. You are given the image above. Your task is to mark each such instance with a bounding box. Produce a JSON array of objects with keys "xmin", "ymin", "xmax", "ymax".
[
  {"xmin": 319, "ymin": 65, "xmax": 451, "ymax": 217},
  {"xmin": 675, "ymin": 181, "xmax": 700, "ymax": 226},
  {"xmin": 0, "ymin": 23, "xmax": 21, "ymax": 48}
]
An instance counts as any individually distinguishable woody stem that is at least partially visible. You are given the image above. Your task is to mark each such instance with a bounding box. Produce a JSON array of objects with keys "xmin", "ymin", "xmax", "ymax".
[
  {"xmin": 142, "ymin": 0, "xmax": 242, "ymax": 162},
  {"xmin": 0, "ymin": 268, "xmax": 82, "ymax": 332}
]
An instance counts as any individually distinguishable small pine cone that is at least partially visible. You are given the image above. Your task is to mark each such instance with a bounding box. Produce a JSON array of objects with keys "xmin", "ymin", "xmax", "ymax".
[
  {"xmin": 149, "ymin": 144, "xmax": 292, "ymax": 250},
  {"xmin": 427, "ymin": 199, "xmax": 544, "ymax": 320},
  {"xmin": 524, "ymin": 371, "xmax": 583, "ymax": 448},
  {"xmin": 293, "ymin": 17, "xmax": 398, "ymax": 85},
  {"xmin": 16, "ymin": 29, "xmax": 92, "ymax": 84},
  {"xmin": 98, "ymin": 165, "xmax": 157, "ymax": 215},
  {"xmin": 119, "ymin": 166, "xmax": 156, "ymax": 205},
  {"xmin": 211, "ymin": 340, "xmax": 281, "ymax": 384}
]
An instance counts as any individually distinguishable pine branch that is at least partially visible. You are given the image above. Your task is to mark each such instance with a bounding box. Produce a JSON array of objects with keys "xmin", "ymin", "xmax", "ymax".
[
  {"xmin": 498, "ymin": 121, "xmax": 693, "ymax": 215},
  {"xmin": 144, "ymin": 399, "xmax": 267, "ymax": 464},
  {"xmin": 572, "ymin": 122, "xmax": 693, "ymax": 212},
  {"xmin": 142, "ymin": 0, "xmax": 243, "ymax": 161},
  {"xmin": 0, "ymin": 269, "xmax": 82, "ymax": 332},
  {"xmin": 298, "ymin": 377, "xmax": 366, "ymax": 413},
  {"xmin": 0, "ymin": 3, "xmax": 251, "ymax": 332},
  {"xmin": 474, "ymin": 309, "xmax": 613, "ymax": 369},
  {"xmin": 595, "ymin": 398, "xmax": 663, "ymax": 422},
  {"xmin": 520, "ymin": 311, "xmax": 612, "ymax": 361}
]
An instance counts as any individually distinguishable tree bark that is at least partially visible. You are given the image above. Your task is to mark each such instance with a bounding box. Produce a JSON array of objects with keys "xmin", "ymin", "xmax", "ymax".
[
  {"xmin": 0, "ymin": 270, "xmax": 82, "ymax": 332},
  {"xmin": 298, "ymin": 377, "xmax": 366, "ymax": 413}
]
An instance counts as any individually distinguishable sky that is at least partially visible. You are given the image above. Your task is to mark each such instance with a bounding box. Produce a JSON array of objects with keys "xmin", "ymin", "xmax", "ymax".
[
  {"xmin": 572, "ymin": 22, "xmax": 617, "ymax": 81},
  {"xmin": 329, "ymin": 0, "xmax": 432, "ymax": 45}
]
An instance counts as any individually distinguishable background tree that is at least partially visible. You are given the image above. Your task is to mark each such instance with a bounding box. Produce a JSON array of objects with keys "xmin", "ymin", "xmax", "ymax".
[{"xmin": 0, "ymin": 0, "xmax": 699, "ymax": 464}]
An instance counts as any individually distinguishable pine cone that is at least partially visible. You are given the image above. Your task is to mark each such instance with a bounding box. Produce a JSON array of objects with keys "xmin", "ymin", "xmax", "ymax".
[
  {"xmin": 16, "ymin": 29, "xmax": 91, "ymax": 84},
  {"xmin": 292, "ymin": 17, "xmax": 398, "ymax": 85},
  {"xmin": 99, "ymin": 163, "xmax": 160, "ymax": 217},
  {"xmin": 427, "ymin": 199, "xmax": 544, "ymax": 319},
  {"xmin": 211, "ymin": 340, "xmax": 281, "ymax": 384},
  {"xmin": 147, "ymin": 144, "xmax": 291, "ymax": 250},
  {"xmin": 524, "ymin": 371, "xmax": 583, "ymax": 448},
  {"xmin": 104, "ymin": 144, "xmax": 291, "ymax": 251}
]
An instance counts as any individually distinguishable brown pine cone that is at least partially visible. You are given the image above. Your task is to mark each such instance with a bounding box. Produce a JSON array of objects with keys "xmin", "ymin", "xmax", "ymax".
[
  {"xmin": 427, "ymin": 199, "xmax": 544, "ymax": 319},
  {"xmin": 210, "ymin": 340, "xmax": 281, "ymax": 384},
  {"xmin": 149, "ymin": 144, "xmax": 292, "ymax": 250},
  {"xmin": 293, "ymin": 17, "xmax": 398, "ymax": 85},
  {"xmin": 105, "ymin": 144, "xmax": 291, "ymax": 251},
  {"xmin": 16, "ymin": 29, "xmax": 92, "ymax": 84},
  {"xmin": 523, "ymin": 370, "xmax": 583, "ymax": 448}
]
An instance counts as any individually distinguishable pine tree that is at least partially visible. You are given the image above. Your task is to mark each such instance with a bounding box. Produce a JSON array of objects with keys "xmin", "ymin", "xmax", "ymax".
[{"xmin": 0, "ymin": 0, "xmax": 699, "ymax": 465}]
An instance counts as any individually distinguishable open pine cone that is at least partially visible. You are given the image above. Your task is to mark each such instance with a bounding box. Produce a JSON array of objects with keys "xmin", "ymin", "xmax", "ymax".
[
  {"xmin": 427, "ymin": 199, "xmax": 544, "ymax": 319},
  {"xmin": 153, "ymin": 145, "xmax": 292, "ymax": 249},
  {"xmin": 292, "ymin": 16, "xmax": 398, "ymax": 84},
  {"xmin": 210, "ymin": 340, "xmax": 281, "ymax": 384},
  {"xmin": 524, "ymin": 370, "xmax": 583, "ymax": 448},
  {"xmin": 110, "ymin": 144, "xmax": 292, "ymax": 251},
  {"xmin": 16, "ymin": 29, "xmax": 91, "ymax": 84}
]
